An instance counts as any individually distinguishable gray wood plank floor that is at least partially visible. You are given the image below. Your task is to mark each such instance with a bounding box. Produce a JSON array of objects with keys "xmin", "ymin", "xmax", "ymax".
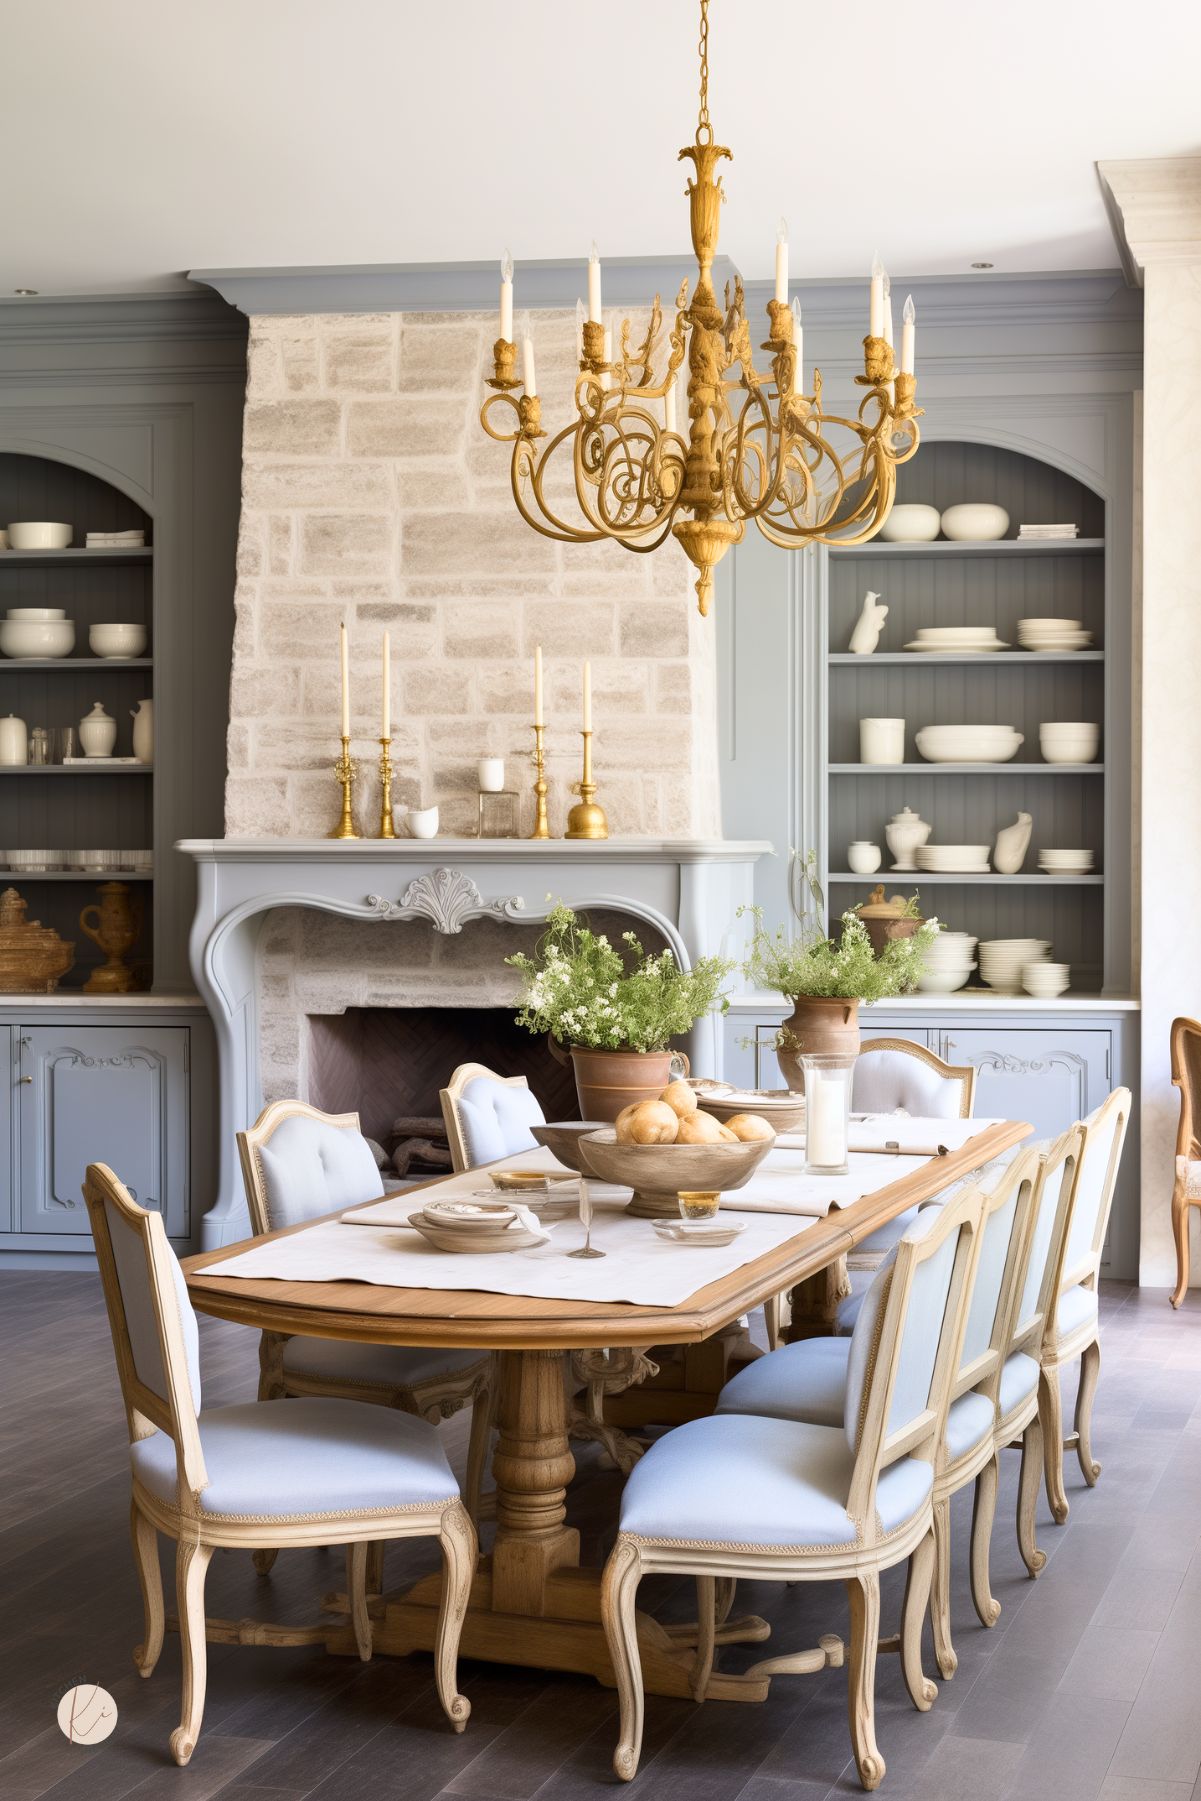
[{"xmin": 1, "ymin": 1274, "xmax": 1199, "ymax": 1800}]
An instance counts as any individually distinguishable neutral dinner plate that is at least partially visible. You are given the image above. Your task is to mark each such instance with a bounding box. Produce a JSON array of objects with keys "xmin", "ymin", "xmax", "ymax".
[
  {"xmin": 904, "ymin": 639, "xmax": 1010, "ymax": 653},
  {"xmin": 409, "ymin": 1213, "xmax": 550, "ymax": 1254},
  {"xmin": 652, "ymin": 1219, "xmax": 747, "ymax": 1247}
]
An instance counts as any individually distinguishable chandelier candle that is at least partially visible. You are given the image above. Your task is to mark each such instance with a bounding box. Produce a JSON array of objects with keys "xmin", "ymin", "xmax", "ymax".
[
  {"xmin": 500, "ymin": 250, "xmax": 513, "ymax": 342},
  {"xmin": 480, "ymin": 0, "xmax": 921, "ymax": 618}
]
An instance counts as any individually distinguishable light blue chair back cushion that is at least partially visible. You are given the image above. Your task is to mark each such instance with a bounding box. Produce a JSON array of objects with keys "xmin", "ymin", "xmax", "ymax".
[
  {"xmin": 455, "ymin": 1075, "xmax": 546, "ymax": 1168},
  {"xmin": 853, "ymin": 1047, "xmax": 968, "ymax": 1120},
  {"xmin": 1062, "ymin": 1103, "xmax": 1121, "ymax": 1276},
  {"xmin": 1015, "ymin": 1153, "xmax": 1067, "ymax": 1338},
  {"xmin": 844, "ymin": 1206, "xmax": 958, "ymax": 1462},
  {"xmin": 104, "ymin": 1198, "xmax": 201, "ymax": 1414},
  {"xmin": 959, "ymin": 1179, "xmax": 1021, "ymax": 1369},
  {"xmin": 257, "ymin": 1115, "xmax": 384, "ymax": 1229}
]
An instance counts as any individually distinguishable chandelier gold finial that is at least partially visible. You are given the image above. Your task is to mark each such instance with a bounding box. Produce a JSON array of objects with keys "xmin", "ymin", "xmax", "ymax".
[{"xmin": 480, "ymin": 0, "xmax": 922, "ymax": 618}]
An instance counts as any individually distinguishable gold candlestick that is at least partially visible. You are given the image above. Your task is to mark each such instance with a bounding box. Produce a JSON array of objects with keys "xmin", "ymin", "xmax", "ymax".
[
  {"xmin": 529, "ymin": 722, "xmax": 551, "ymax": 839},
  {"xmin": 377, "ymin": 737, "xmax": 396, "ymax": 838},
  {"xmin": 331, "ymin": 735, "xmax": 358, "ymax": 840},
  {"xmin": 565, "ymin": 729, "xmax": 609, "ymax": 839}
]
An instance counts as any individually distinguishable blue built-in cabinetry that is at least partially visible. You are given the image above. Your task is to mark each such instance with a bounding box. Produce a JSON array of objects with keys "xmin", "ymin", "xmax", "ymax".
[{"xmin": 716, "ymin": 272, "xmax": 1143, "ymax": 1276}]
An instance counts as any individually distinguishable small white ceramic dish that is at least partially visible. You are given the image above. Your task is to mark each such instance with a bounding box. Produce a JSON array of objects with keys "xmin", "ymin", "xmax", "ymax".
[
  {"xmin": 904, "ymin": 638, "xmax": 1009, "ymax": 654},
  {"xmin": 0, "ymin": 619, "xmax": 75, "ymax": 659},
  {"xmin": 89, "ymin": 622, "xmax": 147, "ymax": 659},
  {"xmin": 408, "ymin": 1211, "xmax": 549, "ymax": 1253},
  {"xmin": 879, "ymin": 503, "xmax": 941, "ymax": 543},
  {"xmin": 652, "ymin": 1218, "xmax": 747, "ymax": 1247},
  {"xmin": 6, "ymin": 607, "xmax": 66, "ymax": 621},
  {"xmin": 940, "ymin": 503, "xmax": 1010, "ymax": 542},
  {"xmin": 6, "ymin": 522, "xmax": 72, "ymax": 550}
]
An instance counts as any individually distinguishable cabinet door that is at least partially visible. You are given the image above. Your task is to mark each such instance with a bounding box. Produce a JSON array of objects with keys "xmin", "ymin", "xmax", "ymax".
[
  {"xmin": 17, "ymin": 1027, "xmax": 189, "ymax": 1237},
  {"xmin": 0, "ymin": 1026, "xmax": 11, "ymax": 1232},
  {"xmin": 938, "ymin": 1029, "xmax": 1109, "ymax": 1144}
]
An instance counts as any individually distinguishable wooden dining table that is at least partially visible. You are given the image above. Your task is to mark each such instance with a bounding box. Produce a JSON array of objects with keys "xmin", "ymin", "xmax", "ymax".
[{"xmin": 183, "ymin": 1117, "xmax": 1029, "ymax": 1703}]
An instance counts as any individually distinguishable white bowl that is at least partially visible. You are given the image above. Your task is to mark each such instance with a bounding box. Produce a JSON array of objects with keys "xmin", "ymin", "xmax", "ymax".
[
  {"xmin": 5, "ymin": 850, "xmax": 64, "ymax": 870},
  {"xmin": 7, "ymin": 607, "xmax": 66, "ymax": 621},
  {"xmin": 401, "ymin": 805, "xmax": 439, "ymax": 839},
  {"xmin": 7, "ymin": 522, "xmax": 72, "ymax": 550},
  {"xmin": 0, "ymin": 619, "xmax": 75, "ymax": 659},
  {"xmin": 940, "ymin": 503, "xmax": 1010, "ymax": 543},
  {"xmin": 916, "ymin": 966, "xmax": 975, "ymax": 993},
  {"xmin": 915, "ymin": 726, "xmax": 1023, "ymax": 764},
  {"xmin": 89, "ymin": 622, "xmax": 148, "ymax": 660},
  {"xmin": 1023, "ymin": 967, "xmax": 1069, "ymax": 998},
  {"xmin": 914, "ymin": 626, "xmax": 1000, "ymax": 642},
  {"xmin": 1039, "ymin": 724, "xmax": 1099, "ymax": 764},
  {"xmin": 879, "ymin": 503, "xmax": 941, "ymax": 543}
]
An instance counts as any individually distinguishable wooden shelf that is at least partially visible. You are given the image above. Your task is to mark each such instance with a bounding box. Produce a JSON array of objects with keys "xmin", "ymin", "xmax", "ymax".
[
  {"xmin": 828, "ymin": 652, "xmax": 1104, "ymax": 666},
  {"xmin": 0, "ymin": 657, "xmax": 153, "ymax": 671},
  {"xmin": 0, "ymin": 547, "xmax": 152, "ymax": 567},
  {"xmin": 0, "ymin": 869, "xmax": 153, "ymax": 881},
  {"xmin": 828, "ymin": 871, "xmax": 1103, "ymax": 886},
  {"xmin": 830, "ymin": 538, "xmax": 1104, "ymax": 559},
  {"xmin": 829, "ymin": 763, "xmax": 1104, "ymax": 775},
  {"xmin": 0, "ymin": 763, "xmax": 152, "ymax": 775}
]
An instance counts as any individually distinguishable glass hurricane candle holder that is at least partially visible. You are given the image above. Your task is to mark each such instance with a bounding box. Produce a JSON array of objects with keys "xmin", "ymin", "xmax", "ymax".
[
  {"xmin": 801, "ymin": 1053, "xmax": 856, "ymax": 1175},
  {"xmin": 678, "ymin": 1189, "xmax": 721, "ymax": 1223}
]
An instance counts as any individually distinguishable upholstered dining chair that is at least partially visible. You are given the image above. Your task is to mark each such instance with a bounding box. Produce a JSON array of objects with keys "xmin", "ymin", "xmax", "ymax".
[
  {"xmin": 719, "ymin": 1146, "xmax": 1040, "ymax": 1680},
  {"xmin": 439, "ymin": 1061, "xmax": 547, "ymax": 1173},
  {"xmin": 602, "ymin": 1186, "xmax": 985, "ymax": 1790},
  {"xmin": 1037, "ymin": 1086, "xmax": 1132, "ymax": 1523},
  {"xmin": 1169, "ymin": 1018, "xmax": 1201, "ymax": 1308},
  {"xmin": 237, "ymin": 1101, "xmax": 493, "ymax": 1534},
  {"xmin": 84, "ymin": 1163, "xmax": 475, "ymax": 1767}
]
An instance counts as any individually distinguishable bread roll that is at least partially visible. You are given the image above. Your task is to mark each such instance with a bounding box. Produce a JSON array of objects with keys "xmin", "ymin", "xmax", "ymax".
[
  {"xmin": 715, "ymin": 1122, "xmax": 739, "ymax": 1142},
  {"xmin": 615, "ymin": 1099, "xmax": 679, "ymax": 1146},
  {"xmin": 659, "ymin": 1079, "xmax": 698, "ymax": 1119},
  {"xmin": 723, "ymin": 1112, "xmax": 775, "ymax": 1143},
  {"xmin": 676, "ymin": 1110, "xmax": 725, "ymax": 1145}
]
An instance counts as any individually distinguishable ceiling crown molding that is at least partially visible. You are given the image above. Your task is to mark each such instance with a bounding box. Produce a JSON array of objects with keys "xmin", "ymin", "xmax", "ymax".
[{"xmin": 1098, "ymin": 157, "xmax": 1201, "ymax": 287}]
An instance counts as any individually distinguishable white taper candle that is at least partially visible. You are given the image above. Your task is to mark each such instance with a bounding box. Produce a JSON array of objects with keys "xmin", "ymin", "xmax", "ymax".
[
  {"xmin": 500, "ymin": 249, "xmax": 513, "ymax": 342},
  {"xmin": 339, "ymin": 619, "xmax": 350, "ymax": 739}
]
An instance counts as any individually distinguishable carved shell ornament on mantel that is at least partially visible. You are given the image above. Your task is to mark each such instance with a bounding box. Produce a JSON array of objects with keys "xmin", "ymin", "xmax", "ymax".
[{"xmin": 365, "ymin": 867, "xmax": 527, "ymax": 936}]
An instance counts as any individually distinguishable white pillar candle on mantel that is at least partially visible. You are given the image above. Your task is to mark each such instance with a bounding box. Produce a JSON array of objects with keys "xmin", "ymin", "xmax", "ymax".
[
  {"xmin": 533, "ymin": 643, "xmax": 544, "ymax": 726},
  {"xmin": 381, "ymin": 629, "xmax": 390, "ymax": 738},
  {"xmin": 478, "ymin": 756, "xmax": 505, "ymax": 793},
  {"xmin": 339, "ymin": 620, "xmax": 350, "ymax": 739},
  {"xmin": 500, "ymin": 249, "xmax": 513, "ymax": 342},
  {"xmin": 900, "ymin": 295, "xmax": 916, "ymax": 374},
  {"xmin": 869, "ymin": 253, "xmax": 886, "ymax": 339},
  {"xmin": 587, "ymin": 242, "xmax": 602, "ymax": 322},
  {"xmin": 582, "ymin": 660, "xmax": 592, "ymax": 732},
  {"xmin": 775, "ymin": 217, "xmax": 789, "ymax": 306},
  {"xmin": 521, "ymin": 337, "xmax": 537, "ymax": 396}
]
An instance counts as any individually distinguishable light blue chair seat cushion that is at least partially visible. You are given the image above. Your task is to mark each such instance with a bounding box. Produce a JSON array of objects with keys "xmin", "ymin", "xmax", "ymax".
[
  {"xmin": 619, "ymin": 1413, "xmax": 932, "ymax": 1549},
  {"xmin": 716, "ymin": 1337, "xmax": 851, "ymax": 1427},
  {"xmin": 945, "ymin": 1390, "xmax": 995, "ymax": 1461},
  {"xmin": 855, "ymin": 1204, "xmax": 921, "ymax": 1259},
  {"xmin": 456, "ymin": 1077, "xmax": 545, "ymax": 1167},
  {"xmin": 1056, "ymin": 1283, "xmax": 1099, "ymax": 1339},
  {"xmin": 131, "ymin": 1397, "xmax": 459, "ymax": 1520},
  {"xmin": 282, "ymin": 1336, "xmax": 485, "ymax": 1390},
  {"xmin": 999, "ymin": 1351, "xmax": 1039, "ymax": 1417},
  {"xmin": 835, "ymin": 1277, "xmax": 870, "ymax": 1336}
]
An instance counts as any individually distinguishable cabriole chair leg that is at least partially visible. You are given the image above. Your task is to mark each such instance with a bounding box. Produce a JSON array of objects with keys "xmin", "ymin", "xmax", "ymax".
[
  {"xmin": 847, "ymin": 1569, "xmax": 885, "ymax": 1791},
  {"xmin": 900, "ymin": 1528, "xmax": 938, "ymax": 1710},
  {"xmin": 130, "ymin": 1500, "xmax": 164, "ymax": 1678},
  {"xmin": 929, "ymin": 1496, "xmax": 957, "ymax": 1679},
  {"xmin": 1075, "ymin": 1337, "xmax": 1102, "ymax": 1485},
  {"xmin": 970, "ymin": 1454, "xmax": 1001, "ymax": 1627},
  {"xmin": 1017, "ymin": 1415, "xmax": 1047, "ymax": 1577},
  {"xmin": 434, "ymin": 1504, "xmax": 476, "ymax": 1733},
  {"xmin": 1038, "ymin": 1364, "xmax": 1069, "ymax": 1525},
  {"xmin": 169, "ymin": 1538, "xmax": 213, "ymax": 1768},
  {"xmin": 602, "ymin": 1540, "xmax": 646, "ymax": 1782}
]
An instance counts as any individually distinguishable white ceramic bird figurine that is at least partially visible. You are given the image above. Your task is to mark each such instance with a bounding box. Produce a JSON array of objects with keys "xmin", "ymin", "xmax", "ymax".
[{"xmin": 849, "ymin": 590, "xmax": 889, "ymax": 655}]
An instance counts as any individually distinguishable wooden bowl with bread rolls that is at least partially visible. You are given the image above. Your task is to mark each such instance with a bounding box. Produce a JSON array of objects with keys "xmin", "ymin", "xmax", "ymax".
[{"xmin": 577, "ymin": 1078, "xmax": 776, "ymax": 1217}]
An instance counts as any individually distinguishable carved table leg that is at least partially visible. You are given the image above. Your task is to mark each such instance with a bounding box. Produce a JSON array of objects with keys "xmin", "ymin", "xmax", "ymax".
[
  {"xmin": 786, "ymin": 1255, "xmax": 852, "ymax": 1341},
  {"xmin": 490, "ymin": 1349, "xmax": 580, "ymax": 1614}
]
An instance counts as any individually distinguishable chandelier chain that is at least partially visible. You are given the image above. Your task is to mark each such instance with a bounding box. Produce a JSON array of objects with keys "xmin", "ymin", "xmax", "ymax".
[{"xmin": 696, "ymin": 0, "xmax": 712, "ymax": 144}]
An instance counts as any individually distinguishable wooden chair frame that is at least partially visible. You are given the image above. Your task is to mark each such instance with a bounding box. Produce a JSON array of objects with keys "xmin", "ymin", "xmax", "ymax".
[
  {"xmin": 602, "ymin": 1184, "xmax": 985, "ymax": 1791},
  {"xmin": 238, "ymin": 1099, "xmax": 492, "ymax": 1531},
  {"xmin": 1037, "ymin": 1087, "xmax": 1132, "ymax": 1522},
  {"xmin": 856, "ymin": 1037, "xmax": 978, "ymax": 1120},
  {"xmin": 84, "ymin": 1163, "xmax": 475, "ymax": 1766},
  {"xmin": 439, "ymin": 1062, "xmax": 536, "ymax": 1176},
  {"xmin": 1170, "ymin": 1018, "xmax": 1201, "ymax": 1308}
]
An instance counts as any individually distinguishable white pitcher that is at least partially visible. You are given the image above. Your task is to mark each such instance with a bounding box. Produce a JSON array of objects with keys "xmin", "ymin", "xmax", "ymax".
[{"xmin": 130, "ymin": 699, "xmax": 153, "ymax": 765}]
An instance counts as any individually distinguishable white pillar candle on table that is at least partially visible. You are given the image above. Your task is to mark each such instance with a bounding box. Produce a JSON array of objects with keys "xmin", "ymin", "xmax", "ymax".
[
  {"xmin": 791, "ymin": 297, "xmax": 803, "ymax": 395},
  {"xmin": 587, "ymin": 242, "xmax": 602, "ymax": 322},
  {"xmin": 901, "ymin": 295, "xmax": 916, "ymax": 374},
  {"xmin": 339, "ymin": 620, "xmax": 350, "ymax": 739},
  {"xmin": 381, "ymin": 628, "xmax": 390, "ymax": 738},
  {"xmin": 522, "ymin": 336, "xmax": 537, "ymax": 395},
  {"xmin": 478, "ymin": 756, "xmax": 505, "ymax": 793},
  {"xmin": 533, "ymin": 644, "xmax": 544, "ymax": 726},
  {"xmin": 806, "ymin": 1072, "xmax": 847, "ymax": 1168},
  {"xmin": 500, "ymin": 249, "xmax": 513, "ymax": 342},
  {"xmin": 582, "ymin": 660, "xmax": 592, "ymax": 732},
  {"xmin": 775, "ymin": 217, "xmax": 789, "ymax": 305},
  {"xmin": 870, "ymin": 253, "xmax": 886, "ymax": 338}
]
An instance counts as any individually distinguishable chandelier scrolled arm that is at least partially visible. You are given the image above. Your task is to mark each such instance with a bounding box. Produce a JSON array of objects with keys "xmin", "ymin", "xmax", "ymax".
[{"xmin": 480, "ymin": 0, "xmax": 922, "ymax": 616}]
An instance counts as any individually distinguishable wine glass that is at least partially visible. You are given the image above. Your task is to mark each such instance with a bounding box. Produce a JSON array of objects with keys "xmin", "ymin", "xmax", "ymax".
[{"xmin": 567, "ymin": 1175, "xmax": 605, "ymax": 1259}]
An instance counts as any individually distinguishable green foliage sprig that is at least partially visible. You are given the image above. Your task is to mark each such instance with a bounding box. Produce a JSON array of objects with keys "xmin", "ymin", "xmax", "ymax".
[{"xmin": 742, "ymin": 904, "xmax": 939, "ymax": 1002}]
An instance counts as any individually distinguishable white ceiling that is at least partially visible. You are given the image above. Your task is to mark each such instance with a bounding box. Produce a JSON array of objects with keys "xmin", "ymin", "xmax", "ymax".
[{"xmin": 2, "ymin": 0, "xmax": 1198, "ymax": 299}]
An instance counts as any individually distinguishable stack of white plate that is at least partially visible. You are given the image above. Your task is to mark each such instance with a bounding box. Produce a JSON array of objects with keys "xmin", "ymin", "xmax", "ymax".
[
  {"xmin": 0, "ymin": 607, "xmax": 76, "ymax": 660},
  {"xmin": 978, "ymin": 938, "xmax": 1051, "ymax": 993},
  {"xmin": 1039, "ymin": 848, "xmax": 1094, "ymax": 875},
  {"xmin": 916, "ymin": 929, "xmax": 978, "ymax": 993},
  {"xmin": 1017, "ymin": 617, "xmax": 1094, "ymax": 652},
  {"xmin": 1023, "ymin": 961, "xmax": 1070, "ymax": 999},
  {"xmin": 904, "ymin": 626, "xmax": 1010, "ymax": 654},
  {"xmin": 915, "ymin": 724, "xmax": 1024, "ymax": 764},
  {"xmin": 916, "ymin": 844, "xmax": 991, "ymax": 874},
  {"xmin": 1039, "ymin": 722, "xmax": 1100, "ymax": 764}
]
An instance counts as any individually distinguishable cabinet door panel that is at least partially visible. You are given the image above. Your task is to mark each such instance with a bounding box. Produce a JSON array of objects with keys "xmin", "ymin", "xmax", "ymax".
[
  {"xmin": 0, "ymin": 1027, "xmax": 11, "ymax": 1232},
  {"xmin": 939, "ymin": 1029, "xmax": 1108, "ymax": 1144},
  {"xmin": 18, "ymin": 1027, "xmax": 188, "ymax": 1236}
]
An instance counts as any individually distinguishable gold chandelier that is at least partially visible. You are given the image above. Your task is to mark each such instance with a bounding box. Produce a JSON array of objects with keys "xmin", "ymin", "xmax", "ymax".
[{"xmin": 480, "ymin": 0, "xmax": 922, "ymax": 617}]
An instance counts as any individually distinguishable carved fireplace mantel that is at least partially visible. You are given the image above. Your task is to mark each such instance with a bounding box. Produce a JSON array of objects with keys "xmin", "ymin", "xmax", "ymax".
[{"xmin": 178, "ymin": 838, "xmax": 771, "ymax": 1247}]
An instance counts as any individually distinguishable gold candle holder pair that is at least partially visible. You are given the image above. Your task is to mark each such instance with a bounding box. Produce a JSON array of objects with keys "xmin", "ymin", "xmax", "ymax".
[
  {"xmin": 527, "ymin": 722, "xmax": 609, "ymax": 840},
  {"xmin": 329, "ymin": 737, "xmax": 398, "ymax": 841}
]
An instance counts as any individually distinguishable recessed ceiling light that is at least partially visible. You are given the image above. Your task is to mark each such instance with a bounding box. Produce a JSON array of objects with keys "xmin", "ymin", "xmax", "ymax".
[
  {"xmin": 970, "ymin": 262, "xmax": 994, "ymax": 271},
  {"xmin": 13, "ymin": 288, "xmax": 38, "ymax": 296}
]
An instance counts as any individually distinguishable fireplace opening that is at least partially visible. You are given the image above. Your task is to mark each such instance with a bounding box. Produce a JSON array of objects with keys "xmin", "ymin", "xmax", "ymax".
[{"xmin": 305, "ymin": 1005, "xmax": 579, "ymax": 1181}]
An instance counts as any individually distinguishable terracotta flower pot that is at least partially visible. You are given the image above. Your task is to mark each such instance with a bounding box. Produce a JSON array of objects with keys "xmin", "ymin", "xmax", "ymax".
[
  {"xmin": 549, "ymin": 1040, "xmax": 685, "ymax": 1123},
  {"xmin": 775, "ymin": 996, "xmax": 860, "ymax": 1093}
]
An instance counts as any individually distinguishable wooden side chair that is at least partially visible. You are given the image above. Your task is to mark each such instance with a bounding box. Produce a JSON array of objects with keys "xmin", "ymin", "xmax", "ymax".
[
  {"xmin": 439, "ymin": 1061, "xmax": 546, "ymax": 1172},
  {"xmin": 601, "ymin": 1185, "xmax": 985, "ymax": 1790},
  {"xmin": 238, "ymin": 1100, "xmax": 493, "ymax": 1534},
  {"xmin": 1038, "ymin": 1087, "xmax": 1132, "ymax": 1522},
  {"xmin": 1170, "ymin": 1017, "xmax": 1201, "ymax": 1307},
  {"xmin": 83, "ymin": 1163, "xmax": 475, "ymax": 1767}
]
